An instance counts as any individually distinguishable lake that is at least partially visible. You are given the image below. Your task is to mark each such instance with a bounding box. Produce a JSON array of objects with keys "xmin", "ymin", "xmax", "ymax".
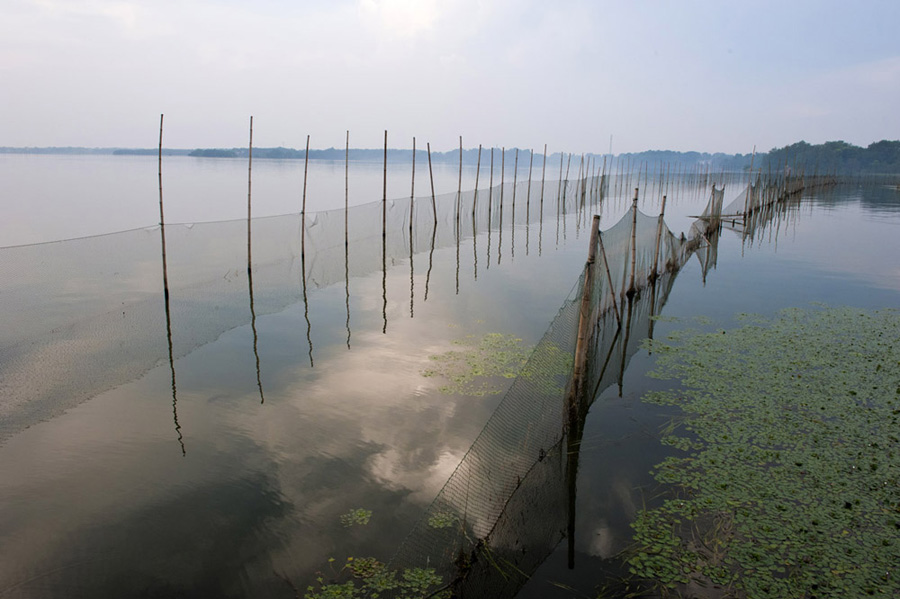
[{"xmin": 1, "ymin": 154, "xmax": 898, "ymax": 598}]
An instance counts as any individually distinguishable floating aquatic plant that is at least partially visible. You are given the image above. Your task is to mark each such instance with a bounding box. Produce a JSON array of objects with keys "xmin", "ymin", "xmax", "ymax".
[
  {"xmin": 422, "ymin": 333, "xmax": 532, "ymax": 396},
  {"xmin": 427, "ymin": 511, "xmax": 458, "ymax": 529},
  {"xmin": 422, "ymin": 332, "xmax": 571, "ymax": 397},
  {"xmin": 628, "ymin": 306, "xmax": 900, "ymax": 598},
  {"xmin": 340, "ymin": 508, "xmax": 372, "ymax": 528},
  {"xmin": 304, "ymin": 558, "xmax": 446, "ymax": 599}
]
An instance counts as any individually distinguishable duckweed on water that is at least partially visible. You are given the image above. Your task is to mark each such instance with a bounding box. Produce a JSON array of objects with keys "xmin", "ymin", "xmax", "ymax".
[{"xmin": 628, "ymin": 306, "xmax": 900, "ymax": 598}]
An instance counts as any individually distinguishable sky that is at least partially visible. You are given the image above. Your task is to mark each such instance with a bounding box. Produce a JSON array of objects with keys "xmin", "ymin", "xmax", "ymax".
[{"xmin": 1, "ymin": 0, "xmax": 898, "ymax": 154}]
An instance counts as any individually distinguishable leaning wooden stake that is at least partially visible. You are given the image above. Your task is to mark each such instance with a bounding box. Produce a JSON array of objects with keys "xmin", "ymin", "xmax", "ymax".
[{"xmin": 570, "ymin": 214, "xmax": 602, "ymax": 410}]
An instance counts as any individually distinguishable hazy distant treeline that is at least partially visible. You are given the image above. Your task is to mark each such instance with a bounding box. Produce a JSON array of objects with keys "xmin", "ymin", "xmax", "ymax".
[{"xmin": 3, "ymin": 140, "xmax": 899, "ymax": 173}]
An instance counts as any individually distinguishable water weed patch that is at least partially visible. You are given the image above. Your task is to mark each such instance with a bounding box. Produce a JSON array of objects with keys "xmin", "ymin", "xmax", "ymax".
[{"xmin": 629, "ymin": 306, "xmax": 900, "ymax": 598}]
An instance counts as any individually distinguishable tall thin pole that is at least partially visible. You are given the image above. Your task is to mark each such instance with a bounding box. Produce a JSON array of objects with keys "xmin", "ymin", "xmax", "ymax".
[
  {"xmin": 473, "ymin": 144, "xmax": 482, "ymax": 218},
  {"xmin": 247, "ymin": 116, "xmax": 253, "ymax": 227},
  {"xmin": 345, "ymin": 130, "xmax": 351, "ymax": 349},
  {"xmin": 512, "ymin": 148, "xmax": 519, "ymax": 218},
  {"xmin": 383, "ymin": 130, "xmax": 388, "ymax": 235},
  {"xmin": 427, "ymin": 142, "xmax": 437, "ymax": 225},
  {"xmin": 247, "ymin": 116, "xmax": 265, "ymax": 402},
  {"xmin": 158, "ymin": 115, "xmax": 166, "ymax": 229},
  {"xmin": 410, "ymin": 136, "xmax": 416, "ymax": 236},
  {"xmin": 382, "ymin": 130, "xmax": 388, "ymax": 334},
  {"xmin": 410, "ymin": 136, "xmax": 416, "ymax": 318},
  {"xmin": 300, "ymin": 133, "xmax": 313, "ymax": 367},
  {"xmin": 456, "ymin": 135, "xmax": 463, "ymax": 231},
  {"xmin": 301, "ymin": 134, "xmax": 310, "ymax": 245},
  {"xmin": 627, "ymin": 187, "xmax": 638, "ymax": 296},
  {"xmin": 158, "ymin": 114, "xmax": 184, "ymax": 455},
  {"xmin": 488, "ymin": 147, "xmax": 494, "ymax": 227},
  {"xmin": 651, "ymin": 194, "xmax": 667, "ymax": 280}
]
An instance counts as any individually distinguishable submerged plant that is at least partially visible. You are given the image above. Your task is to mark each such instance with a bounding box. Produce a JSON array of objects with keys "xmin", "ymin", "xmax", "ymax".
[{"xmin": 627, "ymin": 306, "xmax": 900, "ymax": 598}]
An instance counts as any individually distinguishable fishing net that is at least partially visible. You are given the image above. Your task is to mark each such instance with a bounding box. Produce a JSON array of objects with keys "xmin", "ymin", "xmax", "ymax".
[
  {"xmin": 383, "ymin": 188, "xmax": 723, "ymax": 596},
  {"xmin": 0, "ymin": 172, "xmax": 611, "ymax": 444}
]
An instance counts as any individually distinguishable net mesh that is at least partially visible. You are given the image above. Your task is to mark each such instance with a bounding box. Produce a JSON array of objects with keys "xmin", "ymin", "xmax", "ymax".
[
  {"xmin": 0, "ymin": 173, "xmax": 616, "ymax": 444},
  {"xmin": 383, "ymin": 187, "xmax": 726, "ymax": 596}
]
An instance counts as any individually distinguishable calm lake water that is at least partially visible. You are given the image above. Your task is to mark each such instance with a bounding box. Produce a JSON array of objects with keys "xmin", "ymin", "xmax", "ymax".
[{"xmin": 1, "ymin": 154, "xmax": 898, "ymax": 598}]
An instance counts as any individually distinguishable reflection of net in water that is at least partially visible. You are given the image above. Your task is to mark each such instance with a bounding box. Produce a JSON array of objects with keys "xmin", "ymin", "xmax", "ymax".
[{"xmin": 0, "ymin": 171, "xmax": 624, "ymax": 445}]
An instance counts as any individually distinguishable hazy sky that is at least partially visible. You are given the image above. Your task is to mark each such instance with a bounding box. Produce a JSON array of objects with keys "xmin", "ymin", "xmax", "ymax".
[{"xmin": 2, "ymin": 0, "xmax": 898, "ymax": 154}]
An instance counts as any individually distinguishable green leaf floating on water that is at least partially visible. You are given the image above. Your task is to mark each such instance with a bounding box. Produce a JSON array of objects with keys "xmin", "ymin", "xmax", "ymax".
[{"xmin": 629, "ymin": 306, "xmax": 900, "ymax": 598}]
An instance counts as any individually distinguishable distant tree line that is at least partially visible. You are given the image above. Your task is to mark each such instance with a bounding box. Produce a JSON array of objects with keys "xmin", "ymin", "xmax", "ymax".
[
  {"xmin": 3, "ymin": 140, "xmax": 899, "ymax": 173},
  {"xmin": 602, "ymin": 140, "xmax": 900, "ymax": 174},
  {"xmin": 761, "ymin": 140, "xmax": 900, "ymax": 175}
]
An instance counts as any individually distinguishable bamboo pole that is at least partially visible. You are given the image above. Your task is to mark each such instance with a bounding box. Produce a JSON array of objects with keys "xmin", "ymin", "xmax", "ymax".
[
  {"xmin": 526, "ymin": 148, "xmax": 534, "ymax": 223},
  {"xmin": 427, "ymin": 142, "xmax": 437, "ymax": 225},
  {"xmin": 651, "ymin": 194, "xmax": 667, "ymax": 280},
  {"xmin": 247, "ymin": 117, "xmax": 265, "ymax": 402},
  {"xmin": 382, "ymin": 130, "xmax": 388, "ymax": 334},
  {"xmin": 498, "ymin": 147, "xmax": 505, "ymax": 264},
  {"xmin": 158, "ymin": 114, "xmax": 184, "ymax": 455},
  {"xmin": 512, "ymin": 148, "xmax": 519, "ymax": 214},
  {"xmin": 488, "ymin": 147, "xmax": 494, "ymax": 231},
  {"xmin": 300, "ymin": 132, "xmax": 313, "ymax": 367},
  {"xmin": 410, "ymin": 136, "xmax": 416, "ymax": 319},
  {"xmin": 410, "ymin": 136, "xmax": 416, "ymax": 237},
  {"xmin": 301, "ymin": 134, "xmax": 310, "ymax": 247},
  {"xmin": 158, "ymin": 114, "xmax": 166, "ymax": 229},
  {"xmin": 500, "ymin": 146, "xmax": 505, "ymax": 212},
  {"xmin": 345, "ymin": 131, "xmax": 349, "ymax": 231},
  {"xmin": 247, "ymin": 116, "xmax": 253, "ymax": 228},
  {"xmin": 344, "ymin": 130, "xmax": 351, "ymax": 349},
  {"xmin": 540, "ymin": 144, "xmax": 547, "ymax": 214},
  {"xmin": 457, "ymin": 135, "xmax": 463, "ymax": 229},
  {"xmin": 571, "ymin": 214, "xmax": 602, "ymax": 401},
  {"xmin": 627, "ymin": 188, "xmax": 638, "ymax": 296},
  {"xmin": 473, "ymin": 144, "xmax": 482, "ymax": 217},
  {"xmin": 557, "ymin": 152, "xmax": 564, "ymax": 206},
  {"xmin": 383, "ymin": 130, "xmax": 388, "ymax": 236}
]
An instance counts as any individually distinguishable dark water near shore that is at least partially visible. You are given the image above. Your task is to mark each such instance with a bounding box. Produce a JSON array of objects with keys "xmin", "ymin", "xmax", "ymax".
[{"xmin": 1, "ymin": 155, "xmax": 898, "ymax": 598}]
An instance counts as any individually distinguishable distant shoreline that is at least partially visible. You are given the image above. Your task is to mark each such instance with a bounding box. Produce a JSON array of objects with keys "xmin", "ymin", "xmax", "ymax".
[{"xmin": 3, "ymin": 141, "xmax": 899, "ymax": 173}]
